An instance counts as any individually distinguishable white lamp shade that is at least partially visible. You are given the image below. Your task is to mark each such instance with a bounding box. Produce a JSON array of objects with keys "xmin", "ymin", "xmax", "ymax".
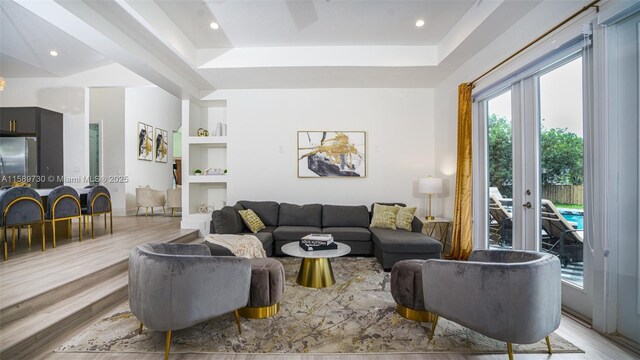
[{"xmin": 419, "ymin": 177, "xmax": 443, "ymax": 194}]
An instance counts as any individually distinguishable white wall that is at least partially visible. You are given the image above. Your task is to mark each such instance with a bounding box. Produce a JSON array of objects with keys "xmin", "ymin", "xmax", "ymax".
[
  {"xmin": 206, "ymin": 88, "xmax": 436, "ymax": 213},
  {"xmin": 433, "ymin": 1, "xmax": 589, "ymax": 218},
  {"xmin": 89, "ymin": 88, "xmax": 126, "ymax": 212},
  {"xmin": 0, "ymin": 63, "xmax": 150, "ymax": 185},
  {"xmin": 124, "ymin": 87, "xmax": 181, "ymax": 213}
]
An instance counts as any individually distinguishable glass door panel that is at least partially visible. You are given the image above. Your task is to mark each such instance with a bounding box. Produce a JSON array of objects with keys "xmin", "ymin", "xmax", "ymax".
[
  {"xmin": 487, "ymin": 91, "xmax": 513, "ymax": 249},
  {"xmin": 538, "ymin": 56, "xmax": 585, "ymax": 287},
  {"xmin": 89, "ymin": 124, "xmax": 100, "ymax": 186}
]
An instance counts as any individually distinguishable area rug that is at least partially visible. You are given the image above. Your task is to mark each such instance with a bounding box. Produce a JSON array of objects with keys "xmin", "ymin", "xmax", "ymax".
[{"xmin": 57, "ymin": 257, "xmax": 582, "ymax": 355}]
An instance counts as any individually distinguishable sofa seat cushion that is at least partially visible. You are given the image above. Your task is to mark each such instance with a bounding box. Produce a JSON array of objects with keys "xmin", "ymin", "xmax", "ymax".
[
  {"xmin": 322, "ymin": 205, "xmax": 369, "ymax": 227},
  {"xmin": 370, "ymin": 228, "xmax": 442, "ymax": 254},
  {"xmin": 237, "ymin": 201, "xmax": 280, "ymax": 226},
  {"xmin": 241, "ymin": 226, "xmax": 275, "ymax": 250},
  {"xmin": 278, "ymin": 203, "xmax": 322, "ymax": 227},
  {"xmin": 322, "ymin": 227, "xmax": 371, "ymax": 242},
  {"xmin": 273, "ymin": 226, "xmax": 322, "ymax": 241}
]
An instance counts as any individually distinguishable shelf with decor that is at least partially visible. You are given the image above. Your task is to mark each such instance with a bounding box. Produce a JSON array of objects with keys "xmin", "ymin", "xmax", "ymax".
[
  {"xmin": 187, "ymin": 175, "xmax": 228, "ymax": 183},
  {"xmin": 181, "ymin": 99, "xmax": 229, "ymax": 236},
  {"xmin": 187, "ymin": 136, "xmax": 228, "ymax": 146},
  {"xmin": 186, "ymin": 183, "xmax": 227, "ymax": 221}
]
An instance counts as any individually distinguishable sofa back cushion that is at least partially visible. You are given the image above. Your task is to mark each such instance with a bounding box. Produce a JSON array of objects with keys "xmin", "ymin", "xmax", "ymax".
[
  {"xmin": 212, "ymin": 204, "xmax": 246, "ymax": 234},
  {"xmin": 322, "ymin": 205, "xmax": 369, "ymax": 227},
  {"xmin": 237, "ymin": 201, "xmax": 280, "ymax": 226},
  {"xmin": 278, "ymin": 203, "xmax": 322, "ymax": 227}
]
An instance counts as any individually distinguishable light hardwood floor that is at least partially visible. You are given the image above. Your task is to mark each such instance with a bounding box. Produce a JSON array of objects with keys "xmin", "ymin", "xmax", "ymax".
[
  {"xmin": 0, "ymin": 215, "xmax": 195, "ymax": 308},
  {"xmin": 39, "ymin": 312, "xmax": 640, "ymax": 360},
  {"xmin": 5, "ymin": 217, "xmax": 634, "ymax": 360},
  {"xmin": 0, "ymin": 215, "xmax": 200, "ymax": 360}
]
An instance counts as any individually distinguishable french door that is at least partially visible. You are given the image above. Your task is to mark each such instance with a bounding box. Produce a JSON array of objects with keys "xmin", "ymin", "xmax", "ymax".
[{"xmin": 475, "ymin": 42, "xmax": 593, "ymax": 317}]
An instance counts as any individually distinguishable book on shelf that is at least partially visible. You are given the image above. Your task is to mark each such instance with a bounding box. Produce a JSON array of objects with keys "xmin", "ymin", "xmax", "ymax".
[{"xmin": 299, "ymin": 241, "xmax": 338, "ymax": 251}]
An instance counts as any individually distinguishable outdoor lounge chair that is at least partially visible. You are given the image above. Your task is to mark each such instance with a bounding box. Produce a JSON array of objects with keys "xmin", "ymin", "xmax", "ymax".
[
  {"xmin": 540, "ymin": 199, "xmax": 583, "ymax": 267},
  {"xmin": 489, "ymin": 194, "xmax": 512, "ymax": 247}
]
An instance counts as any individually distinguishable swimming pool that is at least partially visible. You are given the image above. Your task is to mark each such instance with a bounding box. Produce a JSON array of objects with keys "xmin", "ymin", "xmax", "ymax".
[{"xmin": 559, "ymin": 210, "xmax": 584, "ymax": 230}]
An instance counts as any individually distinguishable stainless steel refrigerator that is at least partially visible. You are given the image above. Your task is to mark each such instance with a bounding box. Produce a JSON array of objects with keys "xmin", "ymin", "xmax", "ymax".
[{"xmin": 0, "ymin": 137, "xmax": 38, "ymax": 187}]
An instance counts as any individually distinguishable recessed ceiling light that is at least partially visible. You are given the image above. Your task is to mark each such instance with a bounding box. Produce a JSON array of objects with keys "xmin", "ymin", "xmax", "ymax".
[
  {"xmin": 415, "ymin": 19, "xmax": 425, "ymax": 27},
  {"xmin": 209, "ymin": 22, "xmax": 220, "ymax": 30},
  {"xmin": 50, "ymin": 50, "xmax": 58, "ymax": 57}
]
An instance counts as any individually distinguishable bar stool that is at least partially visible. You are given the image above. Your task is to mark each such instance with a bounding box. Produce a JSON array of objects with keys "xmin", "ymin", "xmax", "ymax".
[
  {"xmin": 0, "ymin": 187, "xmax": 45, "ymax": 260},
  {"xmin": 45, "ymin": 186, "xmax": 82, "ymax": 247},
  {"xmin": 82, "ymin": 185, "xmax": 113, "ymax": 239}
]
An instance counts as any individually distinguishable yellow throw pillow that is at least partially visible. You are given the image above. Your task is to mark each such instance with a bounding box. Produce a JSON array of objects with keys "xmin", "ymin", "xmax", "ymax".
[
  {"xmin": 370, "ymin": 204, "xmax": 400, "ymax": 229},
  {"xmin": 239, "ymin": 209, "xmax": 266, "ymax": 233},
  {"xmin": 395, "ymin": 205, "xmax": 417, "ymax": 231}
]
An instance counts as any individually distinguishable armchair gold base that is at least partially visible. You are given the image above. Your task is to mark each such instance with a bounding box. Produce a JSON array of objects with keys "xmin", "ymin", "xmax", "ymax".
[
  {"xmin": 238, "ymin": 303, "xmax": 280, "ymax": 319},
  {"xmin": 165, "ymin": 329, "xmax": 172, "ymax": 360},
  {"xmin": 428, "ymin": 315, "xmax": 439, "ymax": 340},
  {"xmin": 396, "ymin": 305, "xmax": 436, "ymax": 323}
]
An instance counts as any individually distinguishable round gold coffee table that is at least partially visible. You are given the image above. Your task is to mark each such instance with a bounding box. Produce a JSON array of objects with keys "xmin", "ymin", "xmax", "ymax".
[{"xmin": 280, "ymin": 241, "xmax": 351, "ymax": 288}]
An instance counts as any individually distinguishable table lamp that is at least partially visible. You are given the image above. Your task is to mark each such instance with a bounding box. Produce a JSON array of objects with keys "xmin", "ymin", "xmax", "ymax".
[{"xmin": 419, "ymin": 176, "xmax": 443, "ymax": 220}]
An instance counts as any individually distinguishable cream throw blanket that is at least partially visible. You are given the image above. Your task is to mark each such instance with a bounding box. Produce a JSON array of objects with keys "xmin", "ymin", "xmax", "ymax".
[{"xmin": 204, "ymin": 234, "xmax": 266, "ymax": 259}]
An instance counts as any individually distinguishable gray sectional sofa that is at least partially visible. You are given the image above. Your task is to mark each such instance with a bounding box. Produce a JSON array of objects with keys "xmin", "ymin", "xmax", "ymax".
[{"xmin": 210, "ymin": 200, "xmax": 442, "ymax": 270}]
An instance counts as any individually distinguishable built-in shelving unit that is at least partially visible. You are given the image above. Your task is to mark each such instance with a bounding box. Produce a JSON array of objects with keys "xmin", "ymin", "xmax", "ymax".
[
  {"xmin": 180, "ymin": 100, "xmax": 228, "ymax": 235},
  {"xmin": 187, "ymin": 175, "xmax": 228, "ymax": 183}
]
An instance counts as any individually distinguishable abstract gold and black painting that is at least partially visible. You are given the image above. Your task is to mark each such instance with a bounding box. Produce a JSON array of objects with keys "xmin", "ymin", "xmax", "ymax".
[
  {"xmin": 154, "ymin": 127, "xmax": 168, "ymax": 163},
  {"xmin": 298, "ymin": 131, "xmax": 366, "ymax": 177},
  {"xmin": 137, "ymin": 122, "xmax": 153, "ymax": 161}
]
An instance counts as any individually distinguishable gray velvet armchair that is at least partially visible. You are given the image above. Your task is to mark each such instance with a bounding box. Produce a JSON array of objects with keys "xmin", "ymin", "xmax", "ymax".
[
  {"xmin": 422, "ymin": 250, "xmax": 561, "ymax": 360},
  {"xmin": 129, "ymin": 243, "xmax": 251, "ymax": 360}
]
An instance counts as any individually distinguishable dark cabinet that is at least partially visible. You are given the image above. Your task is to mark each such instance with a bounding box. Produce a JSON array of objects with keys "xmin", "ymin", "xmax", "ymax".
[
  {"xmin": 1, "ymin": 107, "xmax": 37, "ymax": 134},
  {"xmin": 0, "ymin": 107, "xmax": 64, "ymax": 188}
]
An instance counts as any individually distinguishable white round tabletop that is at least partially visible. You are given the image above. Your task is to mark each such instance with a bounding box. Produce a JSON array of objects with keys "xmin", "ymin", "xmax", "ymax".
[{"xmin": 280, "ymin": 241, "xmax": 351, "ymax": 259}]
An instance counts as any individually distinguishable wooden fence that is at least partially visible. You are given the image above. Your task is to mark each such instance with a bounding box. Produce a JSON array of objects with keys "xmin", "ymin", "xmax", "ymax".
[{"xmin": 542, "ymin": 185, "xmax": 583, "ymax": 205}]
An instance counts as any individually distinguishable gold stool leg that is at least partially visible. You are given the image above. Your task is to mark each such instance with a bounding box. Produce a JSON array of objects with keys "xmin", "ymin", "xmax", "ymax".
[
  {"xmin": 78, "ymin": 218, "xmax": 82, "ymax": 242},
  {"xmin": 145, "ymin": 207, "xmax": 148, "ymax": 217},
  {"xmin": 28, "ymin": 225, "xmax": 31, "ymax": 249},
  {"xmin": 68, "ymin": 219, "xmax": 71, "ymax": 240},
  {"xmin": 163, "ymin": 206, "xmax": 166, "ymax": 215},
  {"xmin": 428, "ymin": 315, "xmax": 439, "ymax": 340},
  {"xmin": 507, "ymin": 342, "xmax": 514, "ymax": 360},
  {"xmin": 11, "ymin": 227, "xmax": 15, "ymax": 252},
  {"xmin": 234, "ymin": 309, "xmax": 242, "ymax": 334},
  {"xmin": 138, "ymin": 322, "xmax": 143, "ymax": 334},
  {"xmin": 91, "ymin": 215, "xmax": 95, "ymax": 239},
  {"xmin": 545, "ymin": 336, "xmax": 552, "ymax": 354},
  {"xmin": 164, "ymin": 330, "xmax": 172, "ymax": 360},
  {"xmin": 171, "ymin": 208, "xmax": 175, "ymax": 218},
  {"xmin": 297, "ymin": 258, "xmax": 335, "ymax": 288},
  {"xmin": 151, "ymin": 207, "xmax": 154, "ymax": 216},
  {"xmin": 136, "ymin": 207, "xmax": 140, "ymax": 216},
  {"xmin": 104, "ymin": 214, "xmax": 107, "ymax": 229},
  {"xmin": 110, "ymin": 212, "xmax": 113, "ymax": 234}
]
